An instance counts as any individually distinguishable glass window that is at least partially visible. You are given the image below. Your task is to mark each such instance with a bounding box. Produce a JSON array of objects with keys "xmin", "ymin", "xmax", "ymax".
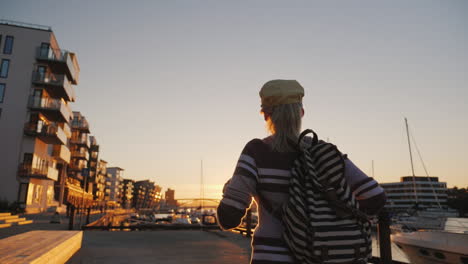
[
  {"xmin": 3, "ymin": 36, "xmax": 14, "ymax": 54},
  {"xmin": 0, "ymin": 83, "xmax": 4, "ymax": 103},
  {"xmin": 0, "ymin": 59, "xmax": 9, "ymax": 78}
]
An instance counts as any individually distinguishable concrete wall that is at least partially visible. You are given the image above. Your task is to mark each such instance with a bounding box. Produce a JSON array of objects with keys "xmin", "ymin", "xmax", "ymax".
[{"xmin": 0, "ymin": 24, "xmax": 52, "ymax": 203}]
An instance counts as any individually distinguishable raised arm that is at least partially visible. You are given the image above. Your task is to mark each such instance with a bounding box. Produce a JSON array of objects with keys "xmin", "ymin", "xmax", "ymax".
[{"xmin": 217, "ymin": 143, "xmax": 258, "ymax": 230}]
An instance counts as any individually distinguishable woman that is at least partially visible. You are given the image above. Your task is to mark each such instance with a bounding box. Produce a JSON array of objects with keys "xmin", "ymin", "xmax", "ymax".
[{"xmin": 217, "ymin": 80, "xmax": 386, "ymax": 264}]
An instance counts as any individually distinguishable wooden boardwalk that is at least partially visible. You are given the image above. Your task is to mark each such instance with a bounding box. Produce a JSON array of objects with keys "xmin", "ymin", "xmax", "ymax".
[{"xmin": 0, "ymin": 230, "xmax": 82, "ymax": 264}]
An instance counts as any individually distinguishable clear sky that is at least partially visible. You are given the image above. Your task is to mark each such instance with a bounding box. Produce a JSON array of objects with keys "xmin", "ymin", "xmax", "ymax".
[{"xmin": 2, "ymin": 0, "xmax": 467, "ymax": 199}]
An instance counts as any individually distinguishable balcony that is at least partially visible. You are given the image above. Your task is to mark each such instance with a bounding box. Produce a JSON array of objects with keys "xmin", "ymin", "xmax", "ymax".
[
  {"xmin": 52, "ymin": 144, "xmax": 71, "ymax": 163},
  {"xmin": 36, "ymin": 47, "xmax": 79, "ymax": 84},
  {"xmin": 70, "ymin": 135, "xmax": 90, "ymax": 149},
  {"xmin": 28, "ymin": 96, "xmax": 73, "ymax": 123},
  {"xmin": 18, "ymin": 163, "xmax": 59, "ymax": 181},
  {"xmin": 71, "ymin": 150, "xmax": 90, "ymax": 160},
  {"xmin": 31, "ymin": 71, "xmax": 76, "ymax": 102},
  {"xmin": 71, "ymin": 119, "xmax": 90, "ymax": 133},
  {"xmin": 24, "ymin": 122, "xmax": 67, "ymax": 145}
]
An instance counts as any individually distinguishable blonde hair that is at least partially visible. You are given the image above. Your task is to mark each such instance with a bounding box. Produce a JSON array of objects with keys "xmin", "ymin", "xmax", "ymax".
[{"xmin": 263, "ymin": 102, "xmax": 302, "ymax": 152}]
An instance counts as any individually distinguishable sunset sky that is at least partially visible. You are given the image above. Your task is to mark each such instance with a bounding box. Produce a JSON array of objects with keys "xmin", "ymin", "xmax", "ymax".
[{"xmin": 2, "ymin": 1, "xmax": 467, "ymax": 199}]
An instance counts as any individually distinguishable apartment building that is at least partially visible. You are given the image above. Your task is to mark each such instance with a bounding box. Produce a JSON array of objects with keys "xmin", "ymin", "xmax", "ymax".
[
  {"xmin": 0, "ymin": 20, "xmax": 79, "ymax": 213},
  {"xmin": 107, "ymin": 167, "xmax": 124, "ymax": 207},
  {"xmin": 63, "ymin": 111, "xmax": 93, "ymax": 208},
  {"xmin": 122, "ymin": 179, "xmax": 134, "ymax": 209},
  {"xmin": 89, "ymin": 138, "xmax": 106, "ymax": 205},
  {"xmin": 381, "ymin": 176, "xmax": 449, "ymax": 212},
  {"xmin": 99, "ymin": 159, "xmax": 112, "ymax": 206},
  {"xmin": 132, "ymin": 180, "xmax": 162, "ymax": 209},
  {"xmin": 165, "ymin": 188, "xmax": 177, "ymax": 208}
]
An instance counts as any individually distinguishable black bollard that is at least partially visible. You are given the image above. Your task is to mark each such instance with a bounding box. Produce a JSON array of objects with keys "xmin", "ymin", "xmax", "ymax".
[
  {"xmin": 378, "ymin": 210, "xmax": 392, "ymax": 264},
  {"xmin": 68, "ymin": 206, "xmax": 75, "ymax": 230},
  {"xmin": 246, "ymin": 208, "xmax": 252, "ymax": 238},
  {"xmin": 86, "ymin": 207, "xmax": 91, "ymax": 225}
]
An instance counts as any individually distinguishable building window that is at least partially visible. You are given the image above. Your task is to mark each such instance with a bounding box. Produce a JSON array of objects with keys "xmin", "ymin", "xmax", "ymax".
[
  {"xmin": 0, "ymin": 108, "xmax": 2, "ymax": 119},
  {"xmin": 0, "ymin": 83, "xmax": 4, "ymax": 103},
  {"xmin": 3, "ymin": 36, "xmax": 14, "ymax": 54},
  {"xmin": 0, "ymin": 59, "xmax": 9, "ymax": 78}
]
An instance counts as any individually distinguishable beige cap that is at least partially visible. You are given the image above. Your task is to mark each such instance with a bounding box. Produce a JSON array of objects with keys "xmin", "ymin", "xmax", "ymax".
[{"xmin": 259, "ymin": 79, "xmax": 304, "ymax": 107}]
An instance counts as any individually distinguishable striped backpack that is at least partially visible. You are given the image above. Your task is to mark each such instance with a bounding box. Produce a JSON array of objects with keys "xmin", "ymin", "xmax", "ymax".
[{"xmin": 282, "ymin": 129, "xmax": 372, "ymax": 264}]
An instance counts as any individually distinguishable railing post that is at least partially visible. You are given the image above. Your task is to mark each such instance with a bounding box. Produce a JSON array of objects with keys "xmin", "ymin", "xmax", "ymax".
[
  {"xmin": 68, "ymin": 205, "xmax": 75, "ymax": 230},
  {"xmin": 246, "ymin": 208, "xmax": 252, "ymax": 238},
  {"xmin": 378, "ymin": 210, "xmax": 392, "ymax": 264}
]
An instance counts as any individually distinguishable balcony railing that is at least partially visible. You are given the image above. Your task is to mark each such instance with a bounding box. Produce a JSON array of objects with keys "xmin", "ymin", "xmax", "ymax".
[
  {"xmin": 53, "ymin": 144, "xmax": 71, "ymax": 163},
  {"xmin": 18, "ymin": 163, "xmax": 58, "ymax": 181},
  {"xmin": 24, "ymin": 122, "xmax": 67, "ymax": 145},
  {"xmin": 70, "ymin": 136, "xmax": 90, "ymax": 148},
  {"xmin": 31, "ymin": 71, "xmax": 76, "ymax": 102},
  {"xmin": 36, "ymin": 47, "xmax": 79, "ymax": 84},
  {"xmin": 71, "ymin": 150, "xmax": 90, "ymax": 160},
  {"xmin": 71, "ymin": 119, "xmax": 90, "ymax": 132},
  {"xmin": 69, "ymin": 161, "xmax": 86, "ymax": 172},
  {"xmin": 28, "ymin": 96, "xmax": 73, "ymax": 122}
]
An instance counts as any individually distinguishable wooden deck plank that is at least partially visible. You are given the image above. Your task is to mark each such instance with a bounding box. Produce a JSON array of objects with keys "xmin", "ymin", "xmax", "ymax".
[
  {"xmin": 0, "ymin": 231, "xmax": 82, "ymax": 264},
  {"xmin": 0, "ymin": 231, "xmax": 77, "ymax": 263},
  {"xmin": 0, "ymin": 215, "xmax": 19, "ymax": 221},
  {"xmin": 17, "ymin": 220, "xmax": 34, "ymax": 225},
  {"xmin": 5, "ymin": 218, "xmax": 26, "ymax": 223}
]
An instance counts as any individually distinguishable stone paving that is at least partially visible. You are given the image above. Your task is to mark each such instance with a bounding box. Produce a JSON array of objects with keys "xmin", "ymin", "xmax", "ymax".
[{"xmin": 67, "ymin": 230, "xmax": 251, "ymax": 264}]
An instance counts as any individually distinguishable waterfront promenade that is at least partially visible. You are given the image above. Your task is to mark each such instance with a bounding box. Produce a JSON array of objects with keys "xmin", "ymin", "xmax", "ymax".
[
  {"xmin": 67, "ymin": 230, "xmax": 251, "ymax": 264},
  {"xmin": 0, "ymin": 212, "xmax": 408, "ymax": 263}
]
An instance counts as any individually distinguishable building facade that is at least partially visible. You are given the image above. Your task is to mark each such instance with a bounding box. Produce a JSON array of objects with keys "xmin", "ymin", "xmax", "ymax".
[
  {"xmin": 122, "ymin": 179, "xmax": 134, "ymax": 209},
  {"xmin": 381, "ymin": 176, "xmax": 449, "ymax": 212},
  {"xmin": 0, "ymin": 20, "xmax": 79, "ymax": 213},
  {"xmin": 88, "ymin": 136, "xmax": 106, "ymax": 206},
  {"xmin": 165, "ymin": 188, "xmax": 177, "ymax": 208},
  {"xmin": 106, "ymin": 167, "xmax": 124, "ymax": 207},
  {"xmin": 132, "ymin": 180, "xmax": 162, "ymax": 209}
]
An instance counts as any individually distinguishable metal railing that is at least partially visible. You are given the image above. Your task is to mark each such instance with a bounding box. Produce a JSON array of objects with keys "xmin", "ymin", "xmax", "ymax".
[
  {"xmin": 31, "ymin": 71, "xmax": 76, "ymax": 101},
  {"xmin": 24, "ymin": 121, "xmax": 63, "ymax": 138},
  {"xmin": 71, "ymin": 150, "xmax": 90, "ymax": 160},
  {"xmin": 28, "ymin": 95, "xmax": 73, "ymax": 121},
  {"xmin": 36, "ymin": 46, "xmax": 68, "ymax": 63}
]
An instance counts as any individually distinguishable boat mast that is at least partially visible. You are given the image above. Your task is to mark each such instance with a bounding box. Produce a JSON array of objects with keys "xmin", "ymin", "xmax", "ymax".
[
  {"xmin": 200, "ymin": 159, "xmax": 204, "ymax": 212},
  {"xmin": 405, "ymin": 118, "xmax": 418, "ymax": 202}
]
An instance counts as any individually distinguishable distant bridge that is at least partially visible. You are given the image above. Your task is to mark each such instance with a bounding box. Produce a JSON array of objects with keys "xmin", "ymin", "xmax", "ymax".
[{"xmin": 176, "ymin": 198, "xmax": 220, "ymax": 208}]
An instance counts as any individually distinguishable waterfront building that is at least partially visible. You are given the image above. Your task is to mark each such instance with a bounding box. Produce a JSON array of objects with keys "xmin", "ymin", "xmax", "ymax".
[
  {"xmin": 66, "ymin": 111, "xmax": 93, "ymax": 207},
  {"xmin": 381, "ymin": 176, "xmax": 449, "ymax": 212},
  {"xmin": 132, "ymin": 180, "xmax": 162, "ymax": 209},
  {"xmin": 165, "ymin": 188, "xmax": 177, "ymax": 208},
  {"xmin": 122, "ymin": 179, "xmax": 134, "ymax": 209},
  {"xmin": 88, "ymin": 136, "xmax": 105, "ymax": 206},
  {"xmin": 106, "ymin": 167, "xmax": 124, "ymax": 207},
  {"xmin": 0, "ymin": 20, "xmax": 79, "ymax": 213}
]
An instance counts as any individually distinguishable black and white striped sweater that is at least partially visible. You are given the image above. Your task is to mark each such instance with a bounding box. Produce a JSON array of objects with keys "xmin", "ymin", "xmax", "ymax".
[{"xmin": 217, "ymin": 138, "xmax": 386, "ymax": 264}]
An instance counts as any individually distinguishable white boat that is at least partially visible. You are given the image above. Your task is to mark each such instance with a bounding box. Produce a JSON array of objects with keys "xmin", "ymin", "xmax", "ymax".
[
  {"xmin": 390, "ymin": 119, "xmax": 468, "ymax": 263},
  {"xmin": 392, "ymin": 229, "xmax": 468, "ymax": 264}
]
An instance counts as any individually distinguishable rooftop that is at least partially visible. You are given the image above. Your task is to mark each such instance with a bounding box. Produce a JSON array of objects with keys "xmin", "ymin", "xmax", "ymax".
[{"xmin": 0, "ymin": 19, "xmax": 51, "ymax": 31}]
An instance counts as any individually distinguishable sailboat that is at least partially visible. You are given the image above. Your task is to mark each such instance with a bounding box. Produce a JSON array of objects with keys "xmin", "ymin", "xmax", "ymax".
[{"xmin": 391, "ymin": 118, "xmax": 468, "ymax": 264}]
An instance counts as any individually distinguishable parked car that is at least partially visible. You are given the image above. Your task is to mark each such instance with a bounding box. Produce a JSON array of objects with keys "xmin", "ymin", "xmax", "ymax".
[{"xmin": 174, "ymin": 218, "xmax": 191, "ymax": 224}]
